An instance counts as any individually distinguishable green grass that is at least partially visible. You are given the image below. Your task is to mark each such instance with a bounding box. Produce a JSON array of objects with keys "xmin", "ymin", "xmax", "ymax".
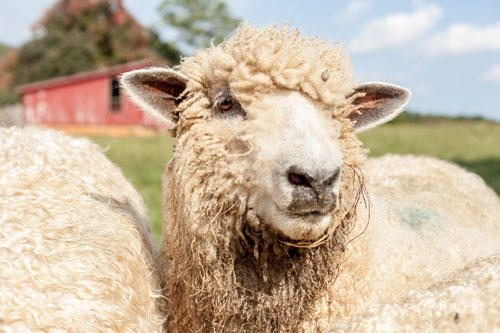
[
  {"xmin": 91, "ymin": 135, "xmax": 175, "ymax": 243},
  {"xmin": 90, "ymin": 120, "xmax": 500, "ymax": 242},
  {"xmin": 359, "ymin": 121, "xmax": 500, "ymax": 194}
]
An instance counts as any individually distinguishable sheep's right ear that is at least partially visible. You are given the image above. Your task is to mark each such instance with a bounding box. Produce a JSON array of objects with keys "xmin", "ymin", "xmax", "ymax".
[{"xmin": 121, "ymin": 67, "xmax": 188, "ymax": 129}]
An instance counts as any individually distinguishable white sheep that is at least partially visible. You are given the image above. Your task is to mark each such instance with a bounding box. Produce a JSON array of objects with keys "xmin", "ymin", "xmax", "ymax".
[
  {"xmin": 122, "ymin": 25, "xmax": 500, "ymax": 332},
  {"xmin": 329, "ymin": 253, "xmax": 500, "ymax": 332},
  {"xmin": 321, "ymin": 154, "xmax": 500, "ymax": 327},
  {"xmin": 0, "ymin": 127, "xmax": 164, "ymax": 332}
]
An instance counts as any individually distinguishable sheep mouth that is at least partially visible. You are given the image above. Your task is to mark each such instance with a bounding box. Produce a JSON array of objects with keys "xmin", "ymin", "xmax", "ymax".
[
  {"xmin": 289, "ymin": 210, "xmax": 325, "ymax": 218},
  {"xmin": 257, "ymin": 205, "xmax": 334, "ymax": 241}
]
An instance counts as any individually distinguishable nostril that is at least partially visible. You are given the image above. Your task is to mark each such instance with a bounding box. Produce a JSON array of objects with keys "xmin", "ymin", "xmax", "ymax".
[
  {"xmin": 286, "ymin": 166, "xmax": 340, "ymax": 214},
  {"xmin": 287, "ymin": 167, "xmax": 313, "ymax": 188},
  {"xmin": 288, "ymin": 172, "xmax": 311, "ymax": 188}
]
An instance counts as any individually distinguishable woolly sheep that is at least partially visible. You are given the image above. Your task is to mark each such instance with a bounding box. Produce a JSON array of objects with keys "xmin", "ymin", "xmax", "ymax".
[
  {"xmin": 329, "ymin": 253, "xmax": 500, "ymax": 332},
  {"xmin": 0, "ymin": 127, "xmax": 164, "ymax": 332},
  {"xmin": 122, "ymin": 25, "xmax": 500, "ymax": 332}
]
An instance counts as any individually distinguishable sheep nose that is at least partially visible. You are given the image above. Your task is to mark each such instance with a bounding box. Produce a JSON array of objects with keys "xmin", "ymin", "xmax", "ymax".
[{"xmin": 286, "ymin": 166, "xmax": 340, "ymax": 214}]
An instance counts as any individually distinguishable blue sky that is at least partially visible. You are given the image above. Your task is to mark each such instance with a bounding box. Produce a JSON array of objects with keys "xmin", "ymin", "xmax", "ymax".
[{"xmin": 1, "ymin": 0, "xmax": 500, "ymax": 120}]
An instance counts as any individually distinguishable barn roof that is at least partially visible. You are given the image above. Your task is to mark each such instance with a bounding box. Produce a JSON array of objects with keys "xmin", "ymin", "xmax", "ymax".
[{"xmin": 17, "ymin": 59, "xmax": 154, "ymax": 94}]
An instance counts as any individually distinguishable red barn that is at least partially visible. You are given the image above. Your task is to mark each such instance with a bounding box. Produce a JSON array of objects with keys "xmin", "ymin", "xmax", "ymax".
[{"xmin": 17, "ymin": 60, "xmax": 165, "ymax": 134}]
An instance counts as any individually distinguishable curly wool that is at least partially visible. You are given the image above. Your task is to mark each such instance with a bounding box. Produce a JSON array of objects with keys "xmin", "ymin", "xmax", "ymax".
[
  {"xmin": 329, "ymin": 253, "xmax": 500, "ymax": 332},
  {"xmin": 317, "ymin": 155, "xmax": 500, "ymax": 328},
  {"xmin": 0, "ymin": 127, "xmax": 164, "ymax": 332},
  {"xmin": 181, "ymin": 25, "xmax": 353, "ymax": 103}
]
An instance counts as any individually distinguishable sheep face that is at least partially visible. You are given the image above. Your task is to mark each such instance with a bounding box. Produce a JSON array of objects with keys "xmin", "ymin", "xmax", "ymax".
[
  {"xmin": 237, "ymin": 89, "xmax": 344, "ymax": 240},
  {"xmin": 123, "ymin": 68, "xmax": 409, "ymax": 244}
]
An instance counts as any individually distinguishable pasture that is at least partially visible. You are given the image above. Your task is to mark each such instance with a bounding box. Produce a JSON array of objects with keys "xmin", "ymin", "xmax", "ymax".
[{"xmin": 91, "ymin": 119, "xmax": 500, "ymax": 243}]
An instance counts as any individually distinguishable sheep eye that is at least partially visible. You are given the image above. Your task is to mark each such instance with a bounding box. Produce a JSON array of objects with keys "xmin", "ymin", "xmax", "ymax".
[
  {"xmin": 213, "ymin": 92, "xmax": 245, "ymax": 119},
  {"xmin": 218, "ymin": 97, "xmax": 234, "ymax": 112}
]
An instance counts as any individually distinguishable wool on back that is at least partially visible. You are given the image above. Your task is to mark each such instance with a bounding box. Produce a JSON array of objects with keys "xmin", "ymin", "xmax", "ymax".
[
  {"xmin": 329, "ymin": 253, "xmax": 500, "ymax": 332},
  {"xmin": 0, "ymin": 127, "xmax": 164, "ymax": 332}
]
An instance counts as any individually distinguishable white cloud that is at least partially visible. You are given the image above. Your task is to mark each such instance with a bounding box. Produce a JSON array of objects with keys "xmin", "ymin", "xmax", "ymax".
[
  {"xmin": 348, "ymin": 3, "xmax": 442, "ymax": 54},
  {"xmin": 420, "ymin": 22, "xmax": 500, "ymax": 56},
  {"xmin": 484, "ymin": 64, "xmax": 500, "ymax": 84},
  {"xmin": 335, "ymin": 0, "xmax": 372, "ymax": 24}
]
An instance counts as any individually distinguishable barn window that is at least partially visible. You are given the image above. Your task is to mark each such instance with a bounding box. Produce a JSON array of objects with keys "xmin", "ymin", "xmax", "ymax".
[{"xmin": 110, "ymin": 76, "xmax": 121, "ymax": 111}]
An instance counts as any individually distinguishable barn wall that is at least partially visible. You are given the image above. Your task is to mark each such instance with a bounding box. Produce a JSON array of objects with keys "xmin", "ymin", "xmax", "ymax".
[{"xmin": 23, "ymin": 76, "xmax": 163, "ymax": 127}]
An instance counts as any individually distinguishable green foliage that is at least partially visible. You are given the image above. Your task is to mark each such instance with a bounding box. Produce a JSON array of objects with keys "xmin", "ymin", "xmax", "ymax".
[
  {"xmin": 389, "ymin": 110, "xmax": 488, "ymax": 124},
  {"xmin": 0, "ymin": 90, "xmax": 21, "ymax": 106},
  {"xmin": 90, "ymin": 120, "xmax": 500, "ymax": 243},
  {"xmin": 0, "ymin": 43, "xmax": 9, "ymax": 57},
  {"xmin": 15, "ymin": 0, "xmax": 151, "ymax": 84},
  {"xmin": 16, "ymin": 32, "xmax": 98, "ymax": 84},
  {"xmin": 91, "ymin": 135, "xmax": 175, "ymax": 243},
  {"xmin": 159, "ymin": 0, "xmax": 240, "ymax": 50},
  {"xmin": 388, "ymin": 111, "xmax": 424, "ymax": 124},
  {"xmin": 148, "ymin": 28, "xmax": 182, "ymax": 65},
  {"xmin": 38, "ymin": 0, "xmax": 150, "ymax": 65},
  {"xmin": 0, "ymin": 44, "xmax": 19, "ymax": 105}
]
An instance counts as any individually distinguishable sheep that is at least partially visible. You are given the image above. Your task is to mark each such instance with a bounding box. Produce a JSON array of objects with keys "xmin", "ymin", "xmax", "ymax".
[
  {"xmin": 328, "ymin": 253, "xmax": 500, "ymax": 332},
  {"xmin": 121, "ymin": 25, "xmax": 500, "ymax": 332},
  {"xmin": 0, "ymin": 127, "xmax": 164, "ymax": 332},
  {"xmin": 324, "ymin": 154, "xmax": 500, "ymax": 324}
]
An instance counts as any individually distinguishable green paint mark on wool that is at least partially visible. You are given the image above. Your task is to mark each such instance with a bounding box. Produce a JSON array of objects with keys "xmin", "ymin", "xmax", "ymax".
[{"xmin": 396, "ymin": 203, "xmax": 439, "ymax": 230}]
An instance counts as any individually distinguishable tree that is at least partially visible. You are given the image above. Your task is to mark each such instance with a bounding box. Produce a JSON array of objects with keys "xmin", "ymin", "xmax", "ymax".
[
  {"xmin": 0, "ymin": 48, "xmax": 20, "ymax": 106},
  {"xmin": 158, "ymin": 0, "xmax": 240, "ymax": 52},
  {"xmin": 14, "ymin": 0, "xmax": 156, "ymax": 85},
  {"xmin": 148, "ymin": 28, "xmax": 182, "ymax": 65},
  {"xmin": 34, "ymin": 0, "xmax": 150, "ymax": 65},
  {"xmin": 0, "ymin": 43, "xmax": 10, "ymax": 57},
  {"xmin": 16, "ymin": 32, "xmax": 98, "ymax": 85}
]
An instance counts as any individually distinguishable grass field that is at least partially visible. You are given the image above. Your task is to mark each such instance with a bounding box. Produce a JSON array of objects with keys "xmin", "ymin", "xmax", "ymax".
[{"xmin": 91, "ymin": 120, "xmax": 500, "ymax": 243}]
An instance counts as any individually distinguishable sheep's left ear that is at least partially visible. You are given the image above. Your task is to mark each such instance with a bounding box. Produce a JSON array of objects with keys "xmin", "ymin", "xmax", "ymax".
[{"xmin": 347, "ymin": 82, "xmax": 411, "ymax": 132}]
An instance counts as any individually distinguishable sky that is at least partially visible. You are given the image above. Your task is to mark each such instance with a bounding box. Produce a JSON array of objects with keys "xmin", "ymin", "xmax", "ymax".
[{"xmin": 1, "ymin": 0, "xmax": 500, "ymax": 120}]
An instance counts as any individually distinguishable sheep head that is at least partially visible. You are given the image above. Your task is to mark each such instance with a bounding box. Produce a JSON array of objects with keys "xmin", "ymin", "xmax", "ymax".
[{"xmin": 122, "ymin": 26, "xmax": 410, "ymax": 243}]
